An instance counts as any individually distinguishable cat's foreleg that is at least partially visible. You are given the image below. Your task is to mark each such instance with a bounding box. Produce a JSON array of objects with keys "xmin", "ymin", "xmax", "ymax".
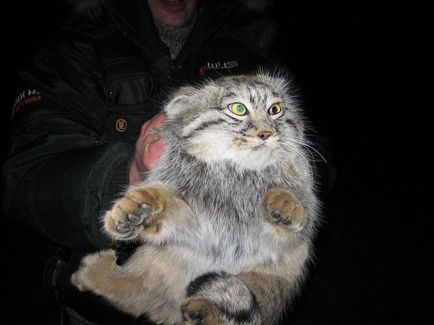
[{"xmin": 104, "ymin": 184, "xmax": 195, "ymax": 245}]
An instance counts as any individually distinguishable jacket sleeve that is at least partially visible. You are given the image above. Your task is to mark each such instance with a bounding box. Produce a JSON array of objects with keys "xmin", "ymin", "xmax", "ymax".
[{"xmin": 2, "ymin": 36, "xmax": 134, "ymax": 252}]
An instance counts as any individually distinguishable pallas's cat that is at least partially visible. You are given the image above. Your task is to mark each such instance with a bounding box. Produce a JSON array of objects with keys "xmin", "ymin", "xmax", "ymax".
[{"xmin": 71, "ymin": 71, "xmax": 321, "ymax": 325}]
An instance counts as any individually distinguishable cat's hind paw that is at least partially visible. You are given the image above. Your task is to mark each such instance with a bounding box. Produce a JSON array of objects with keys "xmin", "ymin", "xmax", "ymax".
[
  {"xmin": 263, "ymin": 189, "xmax": 306, "ymax": 232},
  {"xmin": 181, "ymin": 272, "xmax": 262, "ymax": 325},
  {"xmin": 70, "ymin": 250, "xmax": 117, "ymax": 292},
  {"xmin": 181, "ymin": 298, "xmax": 220, "ymax": 325}
]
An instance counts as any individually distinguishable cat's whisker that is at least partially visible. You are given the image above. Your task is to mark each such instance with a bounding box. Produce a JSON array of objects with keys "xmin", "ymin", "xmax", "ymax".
[
  {"xmin": 278, "ymin": 140, "xmax": 314, "ymax": 178},
  {"xmin": 290, "ymin": 139, "xmax": 328, "ymax": 182},
  {"xmin": 289, "ymin": 138, "xmax": 327, "ymax": 164}
]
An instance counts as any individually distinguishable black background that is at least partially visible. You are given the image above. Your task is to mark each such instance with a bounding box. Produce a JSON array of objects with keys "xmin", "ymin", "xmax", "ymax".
[{"xmin": 1, "ymin": 1, "xmax": 432, "ymax": 324}]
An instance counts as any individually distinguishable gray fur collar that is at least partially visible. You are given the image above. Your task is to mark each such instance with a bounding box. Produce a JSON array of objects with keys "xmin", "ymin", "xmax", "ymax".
[{"xmin": 68, "ymin": 0, "xmax": 273, "ymax": 15}]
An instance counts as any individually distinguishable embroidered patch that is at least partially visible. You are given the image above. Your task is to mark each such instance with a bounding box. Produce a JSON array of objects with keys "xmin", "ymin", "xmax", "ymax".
[
  {"xmin": 115, "ymin": 118, "xmax": 128, "ymax": 132},
  {"xmin": 11, "ymin": 89, "xmax": 43, "ymax": 118}
]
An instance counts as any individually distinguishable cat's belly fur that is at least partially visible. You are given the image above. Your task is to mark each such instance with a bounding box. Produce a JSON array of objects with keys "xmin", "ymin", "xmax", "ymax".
[
  {"xmin": 125, "ymin": 215, "xmax": 288, "ymax": 313},
  {"xmin": 122, "ymin": 178, "xmax": 297, "ymax": 320}
]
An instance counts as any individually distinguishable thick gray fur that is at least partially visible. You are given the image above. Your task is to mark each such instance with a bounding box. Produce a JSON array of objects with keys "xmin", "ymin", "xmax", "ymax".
[{"xmin": 72, "ymin": 71, "xmax": 321, "ymax": 325}]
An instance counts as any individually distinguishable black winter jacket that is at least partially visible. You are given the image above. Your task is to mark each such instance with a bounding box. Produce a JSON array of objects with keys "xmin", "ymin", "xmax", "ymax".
[{"xmin": 2, "ymin": 0, "xmax": 285, "ymax": 252}]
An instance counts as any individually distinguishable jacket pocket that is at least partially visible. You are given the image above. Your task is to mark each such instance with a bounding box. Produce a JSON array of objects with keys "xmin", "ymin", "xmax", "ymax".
[
  {"xmin": 102, "ymin": 73, "xmax": 164, "ymax": 144},
  {"xmin": 102, "ymin": 101, "xmax": 161, "ymax": 144}
]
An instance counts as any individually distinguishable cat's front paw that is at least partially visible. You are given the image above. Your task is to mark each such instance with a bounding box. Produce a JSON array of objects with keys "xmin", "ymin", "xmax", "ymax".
[
  {"xmin": 181, "ymin": 298, "xmax": 220, "ymax": 325},
  {"xmin": 104, "ymin": 187, "xmax": 169, "ymax": 240},
  {"xmin": 263, "ymin": 189, "xmax": 306, "ymax": 232}
]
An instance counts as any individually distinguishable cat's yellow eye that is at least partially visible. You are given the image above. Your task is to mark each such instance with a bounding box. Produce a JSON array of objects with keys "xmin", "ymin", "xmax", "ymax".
[
  {"xmin": 227, "ymin": 102, "xmax": 248, "ymax": 116},
  {"xmin": 268, "ymin": 103, "xmax": 282, "ymax": 115}
]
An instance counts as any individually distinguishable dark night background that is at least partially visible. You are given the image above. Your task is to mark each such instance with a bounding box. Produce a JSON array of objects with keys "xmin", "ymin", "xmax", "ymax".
[{"xmin": 1, "ymin": 1, "xmax": 432, "ymax": 324}]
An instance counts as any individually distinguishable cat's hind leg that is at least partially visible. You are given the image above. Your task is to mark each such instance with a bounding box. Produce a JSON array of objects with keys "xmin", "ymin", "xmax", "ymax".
[
  {"xmin": 71, "ymin": 250, "xmax": 133, "ymax": 295},
  {"xmin": 181, "ymin": 298, "xmax": 221, "ymax": 325},
  {"xmin": 181, "ymin": 266, "xmax": 309, "ymax": 325},
  {"xmin": 180, "ymin": 272, "xmax": 262, "ymax": 325},
  {"xmin": 71, "ymin": 249, "xmax": 183, "ymax": 323}
]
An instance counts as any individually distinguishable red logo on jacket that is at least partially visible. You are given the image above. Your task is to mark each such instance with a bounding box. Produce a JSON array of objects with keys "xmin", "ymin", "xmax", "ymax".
[{"xmin": 198, "ymin": 61, "xmax": 238, "ymax": 77}]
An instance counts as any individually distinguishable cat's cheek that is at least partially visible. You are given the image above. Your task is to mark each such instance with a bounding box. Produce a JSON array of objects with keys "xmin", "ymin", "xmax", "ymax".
[{"xmin": 185, "ymin": 137, "xmax": 233, "ymax": 163}]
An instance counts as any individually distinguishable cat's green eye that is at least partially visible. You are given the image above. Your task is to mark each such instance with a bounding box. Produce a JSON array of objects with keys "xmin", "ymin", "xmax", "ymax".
[
  {"xmin": 268, "ymin": 103, "xmax": 282, "ymax": 115},
  {"xmin": 228, "ymin": 102, "xmax": 248, "ymax": 116}
]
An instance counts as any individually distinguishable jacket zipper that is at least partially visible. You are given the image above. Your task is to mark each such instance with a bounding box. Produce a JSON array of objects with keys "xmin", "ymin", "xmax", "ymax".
[{"xmin": 104, "ymin": 90, "xmax": 115, "ymax": 108}]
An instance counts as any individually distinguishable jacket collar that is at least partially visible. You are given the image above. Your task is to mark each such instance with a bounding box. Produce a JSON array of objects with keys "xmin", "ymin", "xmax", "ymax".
[
  {"xmin": 105, "ymin": 1, "xmax": 241, "ymax": 68},
  {"xmin": 175, "ymin": 0, "xmax": 239, "ymax": 66},
  {"xmin": 65, "ymin": 0, "xmax": 271, "ymax": 70}
]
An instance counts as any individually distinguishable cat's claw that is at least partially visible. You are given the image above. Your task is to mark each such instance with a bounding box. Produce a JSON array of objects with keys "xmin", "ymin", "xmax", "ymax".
[
  {"xmin": 111, "ymin": 204, "xmax": 153, "ymax": 236},
  {"xmin": 114, "ymin": 204, "xmax": 152, "ymax": 234},
  {"xmin": 270, "ymin": 211, "xmax": 293, "ymax": 226},
  {"xmin": 127, "ymin": 203, "xmax": 152, "ymax": 225},
  {"xmin": 115, "ymin": 221, "xmax": 133, "ymax": 234}
]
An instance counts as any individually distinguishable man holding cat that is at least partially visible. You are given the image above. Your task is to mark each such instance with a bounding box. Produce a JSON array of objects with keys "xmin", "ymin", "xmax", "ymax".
[{"xmin": 2, "ymin": 0, "xmax": 334, "ymax": 324}]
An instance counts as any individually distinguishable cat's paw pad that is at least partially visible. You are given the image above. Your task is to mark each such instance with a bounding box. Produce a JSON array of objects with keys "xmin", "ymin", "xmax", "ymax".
[
  {"xmin": 181, "ymin": 298, "xmax": 220, "ymax": 325},
  {"xmin": 104, "ymin": 188, "xmax": 166, "ymax": 240},
  {"xmin": 113, "ymin": 203, "xmax": 152, "ymax": 234},
  {"xmin": 263, "ymin": 189, "xmax": 306, "ymax": 232}
]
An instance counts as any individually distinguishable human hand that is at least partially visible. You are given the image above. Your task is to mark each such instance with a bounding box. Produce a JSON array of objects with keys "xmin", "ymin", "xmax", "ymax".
[{"xmin": 129, "ymin": 113, "xmax": 166, "ymax": 185}]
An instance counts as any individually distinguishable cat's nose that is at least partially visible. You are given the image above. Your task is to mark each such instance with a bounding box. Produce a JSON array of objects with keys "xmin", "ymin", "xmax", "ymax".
[{"xmin": 258, "ymin": 130, "xmax": 273, "ymax": 140}]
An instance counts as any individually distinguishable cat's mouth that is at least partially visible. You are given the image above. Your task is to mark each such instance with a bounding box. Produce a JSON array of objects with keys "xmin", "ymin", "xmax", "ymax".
[{"xmin": 233, "ymin": 134, "xmax": 279, "ymax": 150}]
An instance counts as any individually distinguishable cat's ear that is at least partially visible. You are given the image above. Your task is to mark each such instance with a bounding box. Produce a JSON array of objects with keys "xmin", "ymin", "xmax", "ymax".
[{"xmin": 164, "ymin": 86, "xmax": 197, "ymax": 118}]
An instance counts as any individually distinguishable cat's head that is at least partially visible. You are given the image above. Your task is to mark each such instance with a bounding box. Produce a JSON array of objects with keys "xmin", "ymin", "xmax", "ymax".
[{"xmin": 162, "ymin": 71, "xmax": 309, "ymax": 170}]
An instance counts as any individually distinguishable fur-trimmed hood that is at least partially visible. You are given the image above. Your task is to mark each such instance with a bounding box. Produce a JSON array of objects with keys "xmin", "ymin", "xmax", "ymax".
[{"xmin": 67, "ymin": 0, "xmax": 273, "ymax": 15}]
